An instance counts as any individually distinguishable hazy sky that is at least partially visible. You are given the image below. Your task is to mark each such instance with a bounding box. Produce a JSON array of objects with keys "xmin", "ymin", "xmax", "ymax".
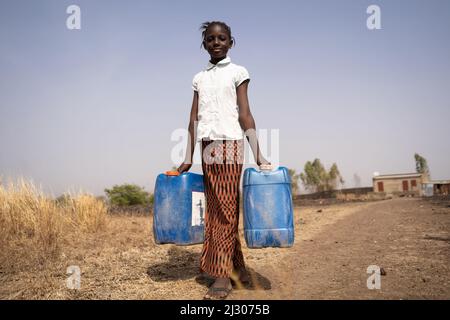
[{"xmin": 1, "ymin": 0, "xmax": 449, "ymax": 196}]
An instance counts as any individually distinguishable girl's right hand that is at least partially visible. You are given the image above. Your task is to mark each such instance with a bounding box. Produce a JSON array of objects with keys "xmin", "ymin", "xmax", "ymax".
[
  {"xmin": 257, "ymin": 156, "xmax": 270, "ymax": 167},
  {"xmin": 177, "ymin": 163, "xmax": 192, "ymax": 173}
]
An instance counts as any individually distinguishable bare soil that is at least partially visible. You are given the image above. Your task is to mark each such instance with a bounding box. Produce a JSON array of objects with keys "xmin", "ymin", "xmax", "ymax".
[{"xmin": 1, "ymin": 197, "xmax": 449, "ymax": 299}]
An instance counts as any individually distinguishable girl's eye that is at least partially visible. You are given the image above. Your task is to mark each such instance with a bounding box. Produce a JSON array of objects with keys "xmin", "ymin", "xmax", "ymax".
[{"xmin": 206, "ymin": 35, "xmax": 227, "ymax": 42}]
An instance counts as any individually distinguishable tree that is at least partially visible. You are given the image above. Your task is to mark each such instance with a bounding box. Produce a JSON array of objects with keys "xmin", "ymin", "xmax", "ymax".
[
  {"xmin": 299, "ymin": 159, "xmax": 344, "ymax": 192},
  {"xmin": 104, "ymin": 184, "xmax": 152, "ymax": 206},
  {"xmin": 299, "ymin": 159, "xmax": 325, "ymax": 192},
  {"xmin": 414, "ymin": 153, "xmax": 430, "ymax": 177},
  {"xmin": 288, "ymin": 168, "xmax": 301, "ymax": 195},
  {"xmin": 327, "ymin": 163, "xmax": 345, "ymax": 190}
]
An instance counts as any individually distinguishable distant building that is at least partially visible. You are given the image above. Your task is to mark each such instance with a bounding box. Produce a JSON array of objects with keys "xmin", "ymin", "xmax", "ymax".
[
  {"xmin": 372, "ymin": 173, "xmax": 425, "ymax": 196},
  {"xmin": 422, "ymin": 180, "xmax": 450, "ymax": 196}
]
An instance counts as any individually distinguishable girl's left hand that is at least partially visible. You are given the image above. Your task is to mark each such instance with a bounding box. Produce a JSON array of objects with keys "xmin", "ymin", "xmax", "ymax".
[{"xmin": 257, "ymin": 157, "xmax": 270, "ymax": 167}]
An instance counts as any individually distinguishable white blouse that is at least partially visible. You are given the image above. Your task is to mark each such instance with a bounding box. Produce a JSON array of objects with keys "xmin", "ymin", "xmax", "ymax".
[{"xmin": 192, "ymin": 56, "xmax": 250, "ymax": 142}]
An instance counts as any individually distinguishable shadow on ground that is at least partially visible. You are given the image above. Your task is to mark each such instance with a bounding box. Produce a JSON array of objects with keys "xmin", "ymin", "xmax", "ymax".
[
  {"xmin": 146, "ymin": 246, "xmax": 200, "ymax": 281},
  {"xmin": 147, "ymin": 246, "xmax": 272, "ymax": 291},
  {"xmin": 194, "ymin": 267, "xmax": 272, "ymax": 291}
]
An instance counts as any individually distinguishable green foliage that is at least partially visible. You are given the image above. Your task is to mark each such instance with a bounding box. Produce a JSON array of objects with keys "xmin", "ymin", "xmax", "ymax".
[
  {"xmin": 299, "ymin": 159, "xmax": 344, "ymax": 192},
  {"xmin": 414, "ymin": 153, "xmax": 429, "ymax": 176},
  {"xmin": 327, "ymin": 163, "xmax": 345, "ymax": 190},
  {"xmin": 104, "ymin": 184, "xmax": 153, "ymax": 206},
  {"xmin": 55, "ymin": 193, "xmax": 72, "ymax": 206},
  {"xmin": 288, "ymin": 168, "xmax": 301, "ymax": 195}
]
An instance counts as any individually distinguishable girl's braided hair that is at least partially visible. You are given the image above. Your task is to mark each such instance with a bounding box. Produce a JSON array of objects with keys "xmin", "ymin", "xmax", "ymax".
[{"xmin": 199, "ymin": 21, "xmax": 235, "ymax": 49}]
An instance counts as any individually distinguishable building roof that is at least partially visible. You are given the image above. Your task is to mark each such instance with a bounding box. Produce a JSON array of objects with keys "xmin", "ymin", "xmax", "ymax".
[
  {"xmin": 427, "ymin": 180, "xmax": 450, "ymax": 184},
  {"xmin": 373, "ymin": 173, "xmax": 423, "ymax": 180}
]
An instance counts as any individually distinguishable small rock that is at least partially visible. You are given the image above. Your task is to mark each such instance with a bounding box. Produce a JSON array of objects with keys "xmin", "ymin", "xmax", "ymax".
[
  {"xmin": 317, "ymin": 209, "xmax": 322, "ymax": 213},
  {"xmin": 380, "ymin": 267, "xmax": 387, "ymax": 276}
]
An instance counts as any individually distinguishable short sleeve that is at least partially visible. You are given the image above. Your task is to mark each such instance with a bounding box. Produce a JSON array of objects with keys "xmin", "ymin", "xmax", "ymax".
[
  {"xmin": 234, "ymin": 66, "xmax": 250, "ymax": 87},
  {"xmin": 192, "ymin": 73, "xmax": 200, "ymax": 92}
]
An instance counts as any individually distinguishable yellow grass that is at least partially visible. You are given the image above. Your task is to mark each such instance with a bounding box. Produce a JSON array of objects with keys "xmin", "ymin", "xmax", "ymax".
[
  {"xmin": 63, "ymin": 193, "xmax": 108, "ymax": 233},
  {"xmin": 0, "ymin": 178, "xmax": 107, "ymax": 270}
]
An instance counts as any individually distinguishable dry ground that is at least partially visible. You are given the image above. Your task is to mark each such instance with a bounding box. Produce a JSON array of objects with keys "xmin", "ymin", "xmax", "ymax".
[{"xmin": 1, "ymin": 197, "xmax": 449, "ymax": 299}]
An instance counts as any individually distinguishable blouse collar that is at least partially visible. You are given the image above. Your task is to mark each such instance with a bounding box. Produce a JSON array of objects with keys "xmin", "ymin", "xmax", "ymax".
[{"xmin": 206, "ymin": 56, "xmax": 231, "ymax": 70}]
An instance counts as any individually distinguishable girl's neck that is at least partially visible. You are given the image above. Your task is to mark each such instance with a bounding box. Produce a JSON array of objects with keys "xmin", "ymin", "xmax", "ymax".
[{"xmin": 209, "ymin": 55, "xmax": 227, "ymax": 65}]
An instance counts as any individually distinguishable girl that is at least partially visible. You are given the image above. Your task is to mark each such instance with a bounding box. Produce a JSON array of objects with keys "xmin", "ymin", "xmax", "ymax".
[{"xmin": 177, "ymin": 21, "xmax": 270, "ymax": 300}]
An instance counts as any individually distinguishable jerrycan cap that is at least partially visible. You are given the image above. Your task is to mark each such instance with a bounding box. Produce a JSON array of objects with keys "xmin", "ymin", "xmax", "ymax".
[
  {"xmin": 165, "ymin": 170, "xmax": 180, "ymax": 176},
  {"xmin": 259, "ymin": 164, "xmax": 273, "ymax": 172}
]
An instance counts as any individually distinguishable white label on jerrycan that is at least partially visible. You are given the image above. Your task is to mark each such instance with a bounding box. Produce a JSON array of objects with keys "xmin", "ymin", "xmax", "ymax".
[{"xmin": 191, "ymin": 192, "xmax": 206, "ymax": 226}]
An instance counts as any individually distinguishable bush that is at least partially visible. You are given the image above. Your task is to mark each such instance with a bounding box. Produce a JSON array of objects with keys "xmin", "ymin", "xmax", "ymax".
[{"xmin": 104, "ymin": 184, "xmax": 152, "ymax": 207}]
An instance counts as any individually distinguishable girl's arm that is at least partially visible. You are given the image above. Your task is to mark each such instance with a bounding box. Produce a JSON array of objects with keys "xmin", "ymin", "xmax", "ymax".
[
  {"xmin": 237, "ymin": 80, "xmax": 270, "ymax": 166},
  {"xmin": 177, "ymin": 91, "xmax": 199, "ymax": 173}
]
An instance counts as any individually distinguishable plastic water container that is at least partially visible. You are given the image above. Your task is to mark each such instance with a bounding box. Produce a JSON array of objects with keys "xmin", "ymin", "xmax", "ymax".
[
  {"xmin": 243, "ymin": 166, "xmax": 294, "ymax": 248},
  {"xmin": 153, "ymin": 171, "xmax": 205, "ymax": 245}
]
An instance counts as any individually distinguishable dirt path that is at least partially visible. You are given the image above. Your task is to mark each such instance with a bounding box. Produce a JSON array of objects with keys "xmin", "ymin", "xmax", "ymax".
[
  {"xmin": 1, "ymin": 198, "xmax": 449, "ymax": 299},
  {"xmin": 232, "ymin": 198, "xmax": 450, "ymax": 299}
]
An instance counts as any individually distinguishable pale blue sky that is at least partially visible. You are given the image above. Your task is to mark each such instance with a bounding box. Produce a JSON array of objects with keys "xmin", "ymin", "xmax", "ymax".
[{"xmin": 1, "ymin": 0, "xmax": 449, "ymax": 196}]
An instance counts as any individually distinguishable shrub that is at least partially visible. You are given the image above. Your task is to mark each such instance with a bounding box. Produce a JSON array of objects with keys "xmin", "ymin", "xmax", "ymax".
[{"xmin": 104, "ymin": 184, "xmax": 152, "ymax": 206}]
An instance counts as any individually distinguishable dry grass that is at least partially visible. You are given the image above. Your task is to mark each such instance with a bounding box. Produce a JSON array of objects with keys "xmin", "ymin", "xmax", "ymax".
[
  {"xmin": 63, "ymin": 193, "xmax": 108, "ymax": 233},
  {"xmin": 0, "ymin": 178, "xmax": 107, "ymax": 273}
]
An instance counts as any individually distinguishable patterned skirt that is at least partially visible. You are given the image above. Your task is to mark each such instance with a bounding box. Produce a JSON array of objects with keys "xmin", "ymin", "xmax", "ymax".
[{"xmin": 199, "ymin": 139, "xmax": 246, "ymax": 278}]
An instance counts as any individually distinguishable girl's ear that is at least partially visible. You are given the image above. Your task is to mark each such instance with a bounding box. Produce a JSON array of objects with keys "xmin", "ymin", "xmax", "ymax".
[{"xmin": 202, "ymin": 40, "xmax": 207, "ymax": 50}]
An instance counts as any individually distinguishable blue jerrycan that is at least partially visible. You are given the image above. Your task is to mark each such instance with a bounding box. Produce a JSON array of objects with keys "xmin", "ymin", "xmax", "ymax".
[
  {"xmin": 243, "ymin": 166, "xmax": 294, "ymax": 248},
  {"xmin": 153, "ymin": 171, "xmax": 205, "ymax": 245}
]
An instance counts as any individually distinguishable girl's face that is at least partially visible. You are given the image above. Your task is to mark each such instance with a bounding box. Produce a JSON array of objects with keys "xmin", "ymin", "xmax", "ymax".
[{"xmin": 203, "ymin": 24, "xmax": 232, "ymax": 60}]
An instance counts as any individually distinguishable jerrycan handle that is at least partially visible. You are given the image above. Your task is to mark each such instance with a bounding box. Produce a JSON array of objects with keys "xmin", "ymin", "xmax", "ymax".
[
  {"xmin": 165, "ymin": 170, "xmax": 180, "ymax": 176},
  {"xmin": 259, "ymin": 164, "xmax": 273, "ymax": 172}
]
